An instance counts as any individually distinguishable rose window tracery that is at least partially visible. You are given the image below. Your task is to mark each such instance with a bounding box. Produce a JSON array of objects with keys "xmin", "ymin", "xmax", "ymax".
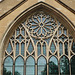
[{"xmin": 25, "ymin": 11, "xmax": 57, "ymax": 39}]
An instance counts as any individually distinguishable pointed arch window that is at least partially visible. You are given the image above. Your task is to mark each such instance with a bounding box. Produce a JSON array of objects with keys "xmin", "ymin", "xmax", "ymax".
[
  {"xmin": 49, "ymin": 56, "xmax": 58, "ymax": 75},
  {"xmin": 3, "ymin": 57, "xmax": 13, "ymax": 75},
  {"xmin": 26, "ymin": 56, "xmax": 35, "ymax": 75},
  {"xmin": 60, "ymin": 56, "xmax": 70, "ymax": 75},
  {"xmin": 71, "ymin": 56, "xmax": 75, "ymax": 75},
  {"xmin": 38, "ymin": 56, "xmax": 47, "ymax": 75},
  {"xmin": 3, "ymin": 10, "xmax": 75, "ymax": 75},
  {"xmin": 15, "ymin": 56, "xmax": 24, "ymax": 75}
]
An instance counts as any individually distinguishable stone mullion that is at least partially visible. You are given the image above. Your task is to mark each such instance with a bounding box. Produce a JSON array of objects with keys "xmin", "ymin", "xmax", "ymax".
[
  {"xmin": 24, "ymin": 30, "xmax": 27, "ymax": 75},
  {"xmin": 46, "ymin": 41, "xmax": 49, "ymax": 75},
  {"xmin": 69, "ymin": 62, "xmax": 71, "ymax": 75},
  {"xmin": 35, "ymin": 42, "xmax": 37, "ymax": 75},
  {"xmin": 47, "ymin": 63, "xmax": 49, "ymax": 75}
]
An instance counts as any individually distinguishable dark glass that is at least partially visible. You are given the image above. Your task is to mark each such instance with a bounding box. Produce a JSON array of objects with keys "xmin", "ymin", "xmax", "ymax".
[
  {"xmin": 37, "ymin": 42, "xmax": 41, "ymax": 56},
  {"xmin": 26, "ymin": 56, "xmax": 35, "ymax": 75},
  {"xmin": 60, "ymin": 56, "xmax": 70, "ymax": 75},
  {"xmin": 3, "ymin": 57, "xmax": 13, "ymax": 75},
  {"xmin": 72, "ymin": 42, "xmax": 75, "ymax": 53},
  {"xmin": 15, "ymin": 56, "xmax": 24, "ymax": 75},
  {"xmin": 49, "ymin": 56, "xmax": 58, "ymax": 75},
  {"xmin": 64, "ymin": 42, "xmax": 68, "ymax": 55},
  {"xmin": 38, "ymin": 56, "xmax": 47, "ymax": 75},
  {"xmin": 71, "ymin": 56, "xmax": 75, "ymax": 75}
]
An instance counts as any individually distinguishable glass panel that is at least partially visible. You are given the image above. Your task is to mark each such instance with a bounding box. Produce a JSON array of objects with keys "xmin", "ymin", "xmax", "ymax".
[
  {"xmin": 72, "ymin": 41, "xmax": 75, "ymax": 53},
  {"xmin": 16, "ymin": 43, "xmax": 19, "ymax": 56},
  {"xmin": 15, "ymin": 56, "xmax": 24, "ymax": 75},
  {"xmin": 21, "ymin": 28, "xmax": 25, "ymax": 36},
  {"xmin": 63, "ymin": 29, "xmax": 67, "ymax": 35},
  {"xmin": 3, "ymin": 57, "xmax": 13, "ymax": 75},
  {"xmin": 28, "ymin": 41, "xmax": 33, "ymax": 53},
  {"xmin": 7, "ymin": 42, "xmax": 12, "ymax": 53},
  {"xmin": 38, "ymin": 56, "xmax": 47, "ymax": 75},
  {"xmin": 59, "ymin": 42, "xmax": 63, "ymax": 56},
  {"xmin": 64, "ymin": 42, "xmax": 68, "ymax": 55},
  {"xmin": 71, "ymin": 56, "xmax": 75, "ymax": 75},
  {"xmin": 16, "ymin": 28, "xmax": 20, "ymax": 36},
  {"xmin": 60, "ymin": 56, "xmax": 70, "ymax": 75},
  {"xmin": 26, "ymin": 56, "xmax": 35, "ymax": 75},
  {"xmin": 50, "ymin": 41, "xmax": 56, "ymax": 53},
  {"xmin": 58, "ymin": 28, "xmax": 62, "ymax": 35},
  {"xmin": 43, "ymin": 43, "xmax": 46, "ymax": 56},
  {"xmin": 21, "ymin": 43, "xmax": 25, "ymax": 56},
  {"xmin": 49, "ymin": 56, "xmax": 58, "ymax": 75},
  {"xmin": 37, "ymin": 43, "xmax": 41, "ymax": 56}
]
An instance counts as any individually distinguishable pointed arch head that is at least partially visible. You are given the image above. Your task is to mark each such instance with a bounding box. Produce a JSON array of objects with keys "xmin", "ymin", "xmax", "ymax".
[{"xmin": 1, "ymin": 2, "xmax": 75, "ymax": 59}]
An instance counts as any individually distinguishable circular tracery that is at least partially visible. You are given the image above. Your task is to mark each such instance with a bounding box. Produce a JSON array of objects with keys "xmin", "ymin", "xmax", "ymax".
[{"xmin": 26, "ymin": 11, "xmax": 57, "ymax": 39}]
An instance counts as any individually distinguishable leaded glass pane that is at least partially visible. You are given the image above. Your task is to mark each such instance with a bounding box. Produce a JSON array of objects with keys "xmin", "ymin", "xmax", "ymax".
[
  {"xmin": 21, "ymin": 28, "xmax": 25, "ymax": 36},
  {"xmin": 26, "ymin": 56, "xmax": 35, "ymax": 75},
  {"xmin": 49, "ymin": 56, "xmax": 58, "ymax": 75},
  {"xmin": 43, "ymin": 43, "xmax": 46, "ymax": 56},
  {"xmin": 38, "ymin": 56, "xmax": 47, "ymax": 75},
  {"xmin": 64, "ymin": 42, "xmax": 68, "ymax": 55},
  {"xmin": 60, "ymin": 56, "xmax": 70, "ymax": 75},
  {"xmin": 15, "ymin": 56, "xmax": 24, "ymax": 75},
  {"xmin": 72, "ymin": 41, "xmax": 75, "ymax": 53},
  {"xmin": 7, "ymin": 42, "xmax": 12, "ymax": 53},
  {"xmin": 3, "ymin": 57, "xmax": 13, "ymax": 75},
  {"xmin": 71, "ymin": 56, "xmax": 75, "ymax": 75},
  {"xmin": 63, "ymin": 29, "xmax": 67, "ymax": 35},
  {"xmin": 28, "ymin": 41, "xmax": 33, "ymax": 53},
  {"xmin": 16, "ymin": 43, "xmax": 19, "ymax": 56},
  {"xmin": 16, "ymin": 28, "xmax": 20, "ymax": 36},
  {"xmin": 50, "ymin": 41, "xmax": 56, "ymax": 53},
  {"xmin": 37, "ymin": 43, "xmax": 41, "ymax": 56},
  {"xmin": 59, "ymin": 42, "xmax": 63, "ymax": 56},
  {"xmin": 21, "ymin": 42, "xmax": 25, "ymax": 56}
]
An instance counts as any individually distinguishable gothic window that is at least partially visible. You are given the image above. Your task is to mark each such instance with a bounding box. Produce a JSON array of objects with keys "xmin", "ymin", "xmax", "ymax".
[
  {"xmin": 26, "ymin": 56, "xmax": 35, "ymax": 75},
  {"xmin": 3, "ymin": 10, "xmax": 75, "ymax": 75},
  {"xmin": 15, "ymin": 56, "xmax": 24, "ymax": 75},
  {"xmin": 38, "ymin": 56, "xmax": 47, "ymax": 75},
  {"xmin": 49, "ymin": 56, "xmax": 58, "ymax": 75},
  {"xmin": 3, "ymin": 57, "xmax": 13, "ymax": 75},
  {"xmin": 71, "ymin": 56, "xmax": 75, "ymax": 75},
  {"xmin": 60, "ymin": 56, "xmax": 70, "ymax": 75}
]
